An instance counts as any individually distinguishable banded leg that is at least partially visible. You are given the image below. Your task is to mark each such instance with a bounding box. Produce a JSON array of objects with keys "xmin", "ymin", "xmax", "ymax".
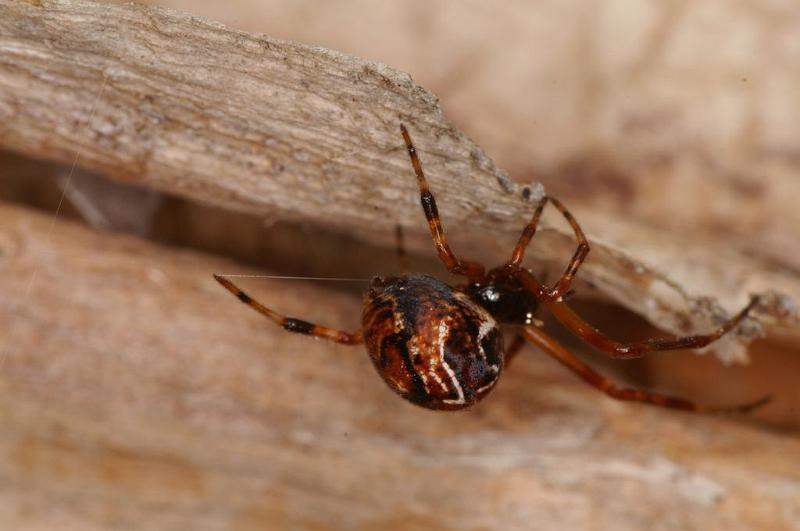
[
  {"xmin": 521, "ymin": 326, "xmax": 769, "ymax": 413},
  {"xmin": 213, "ymin": 274, "xmax": 363, "ymax": 345},
  {"xmin": 510, "ymin": 195, "xmax": 590, "ymax": 302},
  {"xmin": 395, "ymin": 225, "xmax": 410, "ymax": 274},
  {"xmin": 542, "ymin": 296, "xmax": 759, "ymax": 359},
  {"xmin": 400, "ymin": 124, "xmax": 485, "ymax": 284}
]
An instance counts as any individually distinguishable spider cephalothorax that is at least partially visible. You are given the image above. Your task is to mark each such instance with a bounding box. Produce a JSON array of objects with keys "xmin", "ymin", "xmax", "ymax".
[{"xmin": 214, "ymin": 124, "xmax": 769, "ymax": 414}]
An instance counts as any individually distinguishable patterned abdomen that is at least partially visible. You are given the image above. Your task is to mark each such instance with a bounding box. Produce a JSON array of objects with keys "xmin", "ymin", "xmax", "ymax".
[{"xmin": 362, "ymin": 275, "xmax": 504, "ymax": 410}]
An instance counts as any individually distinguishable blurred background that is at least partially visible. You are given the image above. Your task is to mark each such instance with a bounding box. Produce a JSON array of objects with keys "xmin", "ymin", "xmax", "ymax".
[{"xmin": 1, "ymin": 1, "xmax": 799, "ymax": 530}]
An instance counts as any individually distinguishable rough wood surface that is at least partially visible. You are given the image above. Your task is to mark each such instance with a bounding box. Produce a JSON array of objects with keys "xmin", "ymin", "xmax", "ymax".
[
  {"xmin": 0, "ymin": 0, "xmax": 796, "ymax": 367},
  {"xmin": 0, "ymin": 0, "xmax": 526, "ymax": 222},
  {"xmin": 1, "ymin": 203, "xmax": 798, "ymax": 531},
  {"xmin": 163, "ymin": 0, "xmax": 800, "ymax": 279}
]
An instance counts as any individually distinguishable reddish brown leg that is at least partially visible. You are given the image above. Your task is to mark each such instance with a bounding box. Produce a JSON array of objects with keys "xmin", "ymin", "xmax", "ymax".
[
  {"xmin": 521, "ymin": 326, "xmax": 769, "ymax": 413},
  {"xmin": 509, "ymin": 196, "xmax": 590, "ymax": 302},
  {"xmin": 395, "ymin": 225, "xmax": 410, "ymax": 275},
  {"xmin": 541, "ymin": 296, "xmax": 758, "ymax": 359},
  {"xmin": 214, "ymin": 275, "xmax": 363, "ymax": 345},
  {"xmin": 400, "ymin": 124, "xmax": 485, "ymax": 284},
  {"xmin": 508, "ymin": 195, "xmax": 548, "ymax": 267}
]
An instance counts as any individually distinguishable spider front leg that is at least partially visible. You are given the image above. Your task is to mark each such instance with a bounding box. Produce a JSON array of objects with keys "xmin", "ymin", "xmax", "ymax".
[
  {"xmin": 213, "ymin": 275, "xmax": 363, "ymax": 345},
  {"xmin": 400, "ymin": 125, "xmax": 485, "ymax": 284},
  {"xmin": 540, "ymin": 294, "xmax": 759, "ymax": 359},
  {"xmin": 508, "ymin": 195, "xmax": 590, "ymax": 302},
  {"xmin": 521, "ymin": 326, "xmax": 770, "ymax": 413}
]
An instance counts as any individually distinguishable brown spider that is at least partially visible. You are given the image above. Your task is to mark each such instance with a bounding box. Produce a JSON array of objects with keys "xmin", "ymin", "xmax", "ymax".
[{"xmin": 214, "ymin": 125, "xmax": 769, "ymax": 413}]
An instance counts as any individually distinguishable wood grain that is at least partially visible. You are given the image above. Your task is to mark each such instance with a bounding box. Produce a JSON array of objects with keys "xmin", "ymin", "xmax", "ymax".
[
  {"xmin": 0, "ymin": 0, "xmax": 796, "ymax": 366},
  {"xmin": 0, "ymin": 0, "xmax": 527, "ymax": 223},
  {"xmin": 1, "ymin": 203, "xmax": 799, "ymax": 531},
  {"xmin": 148, "ymin": 0, "xmax": 800, "ymax": 276},
  {"xmin": 2, "ymin": 2, "xmax": 799, "ymax": 529}
]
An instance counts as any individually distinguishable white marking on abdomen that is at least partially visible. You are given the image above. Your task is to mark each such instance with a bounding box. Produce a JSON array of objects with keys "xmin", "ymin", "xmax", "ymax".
[
  {"xmin": 475, "ymin": 319, "xmax": 500, "ymax": 395},
  {"xmin": 429, "ymin": 366, "xmax": 449, "ymax": 393},
  {"xmin": 476, "ymin": 319, "xmax": 495, "ymax": 363},
  {"xmin": 437, "ymin": 320, "xmax": 465, "ymax": 405},
  {"xmin": 475, "ymin": 374, "xmax": 499, "ymax": 395}
]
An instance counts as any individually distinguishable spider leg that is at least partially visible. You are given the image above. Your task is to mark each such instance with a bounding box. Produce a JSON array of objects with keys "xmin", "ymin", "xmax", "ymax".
[
  {"xmin": 540, "ymin": 296, "xmax": 758, "ymax": 359},
  {"xmin": 395, "ymin": 225, "xmax": 410, "ymax": 274},
  {"xmin": 521, "ymin": 326, "xmax": 770, "ymax": 413},
  {"xmin": 508, "ymin": 194, "xmax": 548, "ymax": 267},
  {"xmin": 400, "ymin": 124, "xmax": 485, "ymax": 284},
  {"xmin": 509, "ymin": 196, "xmax": 590, "ymax": 302},
  {"xmin": 213, "ymin": 274, "xmax": 363, "ymax": 345}
]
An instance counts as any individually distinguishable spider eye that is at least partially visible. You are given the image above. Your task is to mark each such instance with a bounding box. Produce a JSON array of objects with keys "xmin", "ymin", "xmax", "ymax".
[{"xmin": 484, "ymin": 288, "xmax": 500, "ymax": 302}]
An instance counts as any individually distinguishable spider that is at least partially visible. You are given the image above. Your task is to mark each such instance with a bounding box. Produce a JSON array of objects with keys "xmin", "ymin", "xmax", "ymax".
[{"xmin": 214, "ymin": 124, "xmax": 769, "ymax": 413}]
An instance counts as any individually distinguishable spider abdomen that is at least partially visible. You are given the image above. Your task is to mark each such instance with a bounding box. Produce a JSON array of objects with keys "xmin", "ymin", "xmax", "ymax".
[{"xmin": 362, "ymin": 275, "xmax": 503, "ymax": 410}]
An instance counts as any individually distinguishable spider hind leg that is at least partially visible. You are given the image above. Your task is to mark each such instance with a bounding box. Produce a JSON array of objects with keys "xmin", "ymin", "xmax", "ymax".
[{"xmin": 213, "ymin": 274, "xmax": 363, "ymax": 345}]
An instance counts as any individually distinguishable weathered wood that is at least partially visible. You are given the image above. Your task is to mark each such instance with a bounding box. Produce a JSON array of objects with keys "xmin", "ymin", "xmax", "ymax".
[
  {"xmin": 0, "ymin": 0, "xmax": 796, "ymax": 366},
  {"xmin": 169, "ymin": 0, "xmax": 800, "ymax": 277},
  {"xmin": 1, "ymin": 203, "xmax": 798, "ymax": 531},
  {"xmin": 0, "ymin": 0, "xmax": 527, "ymax": 222}
]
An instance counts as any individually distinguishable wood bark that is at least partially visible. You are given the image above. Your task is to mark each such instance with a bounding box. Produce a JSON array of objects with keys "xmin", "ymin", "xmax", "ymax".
[
  {"xmin": 0, "ymin": 0, "xmax": 796, "ymax": 369},
  {"xmin": 170, "ymin": 0, "xmax": 800, "ymax": 281},
  {"xmin": 1, "ymin": 203, "xmax": 799, "ymax": 531}
]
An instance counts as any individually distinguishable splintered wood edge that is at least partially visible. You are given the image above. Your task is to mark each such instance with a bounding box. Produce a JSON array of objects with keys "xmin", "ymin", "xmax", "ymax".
[{"xmin": 0, "ymin": 0, "xmax": 796, "ymax": 362}]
